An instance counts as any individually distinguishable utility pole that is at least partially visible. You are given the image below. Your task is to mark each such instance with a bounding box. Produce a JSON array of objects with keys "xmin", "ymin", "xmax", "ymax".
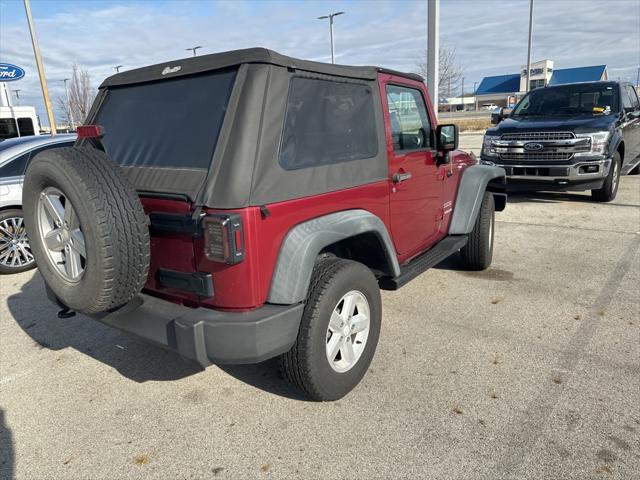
[
  {"xmin": 113, "ymin": 65, "xmax": 123, "ymax": 73},
  {"xmin": 23, "ymin": 0, "xmax": 56, "ymax": 134},
  {"xmin": 461, "ymin": 77, "xmax": 464, "ymax": 111},
  {"xmin": 525, "ymin": 0, "xmax": 534, "ymax": 93},
  {"xmin": 12, "ymin": 89, "xmax": 21, "ymax": 105},
  {"xmin": 317, "ymin": 11, "xmax": 345, "ymax": 64},
  {"xmin": 60, "ymin": 78, "xmax": 75, "ymax": 130},
  {"xmin": 636, "ymin": 67, "xmax": 639, "ymax": 89},
  {"xmin": 427, "ymin": 0, "xmax": 439, "ymax": 119},
  {"xmin": 186, "ymin": 46, "xmax": 202, "ymax": 57}
]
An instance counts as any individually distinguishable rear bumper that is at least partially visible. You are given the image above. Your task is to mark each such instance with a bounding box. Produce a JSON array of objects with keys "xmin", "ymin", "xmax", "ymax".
[{"xmin": 48, "ymin": 288, "xmax": 303, "ymax": 366}]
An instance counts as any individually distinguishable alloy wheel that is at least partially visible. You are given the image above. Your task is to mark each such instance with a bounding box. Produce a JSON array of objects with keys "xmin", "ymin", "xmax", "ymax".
[
  {"xmin": 37, "ymin": 187, "xmax": 87, "ymax": 282},
  {"xmin": 0, "ymin": 216, "xmax": 34, "ymax": 270},
  {"xmin": 325, "ymin": 290, "xmax": 371, "ymax": 373}
]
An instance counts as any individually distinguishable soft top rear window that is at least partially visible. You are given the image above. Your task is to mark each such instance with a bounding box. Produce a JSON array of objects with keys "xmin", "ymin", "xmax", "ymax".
[{"xmin": 95, "ymin": 68, "xmax": 237, "ymax": 170}]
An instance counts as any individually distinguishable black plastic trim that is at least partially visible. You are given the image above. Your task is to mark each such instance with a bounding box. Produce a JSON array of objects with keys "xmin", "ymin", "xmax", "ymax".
[
  {"xmin": 149, "ymin": 212, "xmax": 202, "ymax": 236},
  {"xmin": 158, "ymin": 269, "xmax": 214, "ymax": 297}
]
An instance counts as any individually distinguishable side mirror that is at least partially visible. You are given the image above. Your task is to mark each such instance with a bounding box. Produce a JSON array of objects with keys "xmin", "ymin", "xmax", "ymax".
[
  {"xmin": 436, "ymin": 124, "xmax": 458, "ymax": 152},
  {"xmin": 501, "ymin": 107, "xmax": 512, "ymax": 117},
  {"xmin": 491, "ymin": 113, "xmax": 502, "ymax": 125}
]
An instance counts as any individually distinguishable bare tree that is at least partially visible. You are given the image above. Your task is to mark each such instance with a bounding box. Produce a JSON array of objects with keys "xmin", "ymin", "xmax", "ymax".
[
  {"xmin": 416, "ymin": 45, "xmax": 464, "ymax": 98},
  {"xmin": 57, "ymin": 65, "xmax": 95, "ymax": 127}
]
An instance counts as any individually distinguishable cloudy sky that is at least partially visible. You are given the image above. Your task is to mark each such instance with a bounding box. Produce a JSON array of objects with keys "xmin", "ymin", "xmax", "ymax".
[{"xmin": 1, "ymin": 0, "xmax": 638, "ymax": 127}]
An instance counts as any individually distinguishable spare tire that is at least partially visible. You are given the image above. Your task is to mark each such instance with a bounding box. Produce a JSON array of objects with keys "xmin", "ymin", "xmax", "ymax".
[{"xmin": 23, "ymin": 146, "xmax": 150, "ymax": 314}]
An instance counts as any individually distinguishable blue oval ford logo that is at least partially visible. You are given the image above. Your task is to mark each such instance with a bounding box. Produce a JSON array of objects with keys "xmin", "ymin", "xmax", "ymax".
[
  {"xmin": 523, "ymin": 142, "xmax": 544, "ymax": 152},
  {"xmin": 0, "ymin": 63, "xmax": 25, "ymax": 82}
]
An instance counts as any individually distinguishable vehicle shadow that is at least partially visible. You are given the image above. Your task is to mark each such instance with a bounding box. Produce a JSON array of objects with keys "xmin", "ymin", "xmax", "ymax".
[
  {"xmin": 7, "ymin": 273, "xmax": 203, "ymax": 383},
  {"xmin": 0, "ymin": 408, "xmax": 14, "ymax": 480},
  {"xmin": 6, "ymin": 273, "xmax": 305, "ymax": 399}
]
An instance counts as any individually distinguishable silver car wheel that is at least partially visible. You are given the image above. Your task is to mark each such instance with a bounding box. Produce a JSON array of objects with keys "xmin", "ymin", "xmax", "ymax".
[
  {"xmin": 326, "ymin": 290, "xmax": 371, "ymax": 373},
  {"xmin": 37, "ymin": 187, "xmax": 86, "ymax": 282},
  {"xmin": 0, "ymin": 216, "xmax": 34, "ymax": 269}
]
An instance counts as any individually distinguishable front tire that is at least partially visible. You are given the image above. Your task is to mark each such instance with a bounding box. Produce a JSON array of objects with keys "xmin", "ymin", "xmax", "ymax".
[
  {"xmin": 591, "ymin": 152, "xmax": 621, "ymax": 202},
  {"xmin": 0, "ymin": 209, "xmax": 36, "ymax": 274},
  {"xmin": 279, "ymin": 257, "xmax": 382, "ymax": 401},
  {"xmin": 460, "ymin": 191, "xmax": 495, "ymax": 270}
]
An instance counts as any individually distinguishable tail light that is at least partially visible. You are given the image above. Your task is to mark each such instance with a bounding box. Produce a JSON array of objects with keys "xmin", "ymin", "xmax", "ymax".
[
  {"xmin": 202, "ymin": 214, "xmax": 244, "ymax": 264},
  {"xmin": 76, "ymin": 124, "xmax": 104, "ymax": 138}
]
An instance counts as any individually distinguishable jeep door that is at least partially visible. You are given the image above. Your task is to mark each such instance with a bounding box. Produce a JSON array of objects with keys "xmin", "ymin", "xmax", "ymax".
[{"xmin": 380, "ymin": 76, "xmax": 444, "ymax": 257}]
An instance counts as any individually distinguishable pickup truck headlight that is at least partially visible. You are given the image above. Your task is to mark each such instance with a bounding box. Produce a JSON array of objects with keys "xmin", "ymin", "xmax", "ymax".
[
  {"xmin": 575, "ymin": 131, "xmax": 610, "ymax": 157},
  {"xmin": 481, "ymin": 135, "xmax": 499, "ymax": 158}
]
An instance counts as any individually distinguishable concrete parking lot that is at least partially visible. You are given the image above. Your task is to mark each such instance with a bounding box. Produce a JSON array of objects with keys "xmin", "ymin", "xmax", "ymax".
[{"xmin": 1, "ymin": 137, "xmax": 639, "ymax": 479}]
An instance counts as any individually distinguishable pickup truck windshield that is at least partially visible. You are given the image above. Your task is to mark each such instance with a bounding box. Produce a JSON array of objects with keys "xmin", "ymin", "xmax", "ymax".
[
  {"xmin": 95, "ymin": 69, "xmax": 237, "ymax": 170},
  {"xmin": 512, "ymin": 84, "xmax": 619, "ymax": 117}
]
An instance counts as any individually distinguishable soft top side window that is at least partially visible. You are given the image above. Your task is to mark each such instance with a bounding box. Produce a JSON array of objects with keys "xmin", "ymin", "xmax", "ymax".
[{"xmin": 279, "ymin": 77, "xmax": 378, "ymax": 170}]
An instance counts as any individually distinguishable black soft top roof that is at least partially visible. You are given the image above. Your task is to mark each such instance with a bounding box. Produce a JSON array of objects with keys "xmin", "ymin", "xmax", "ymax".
[{"xmin": 100, "ymin": 47, "xmax": 423, "ymax": 88}]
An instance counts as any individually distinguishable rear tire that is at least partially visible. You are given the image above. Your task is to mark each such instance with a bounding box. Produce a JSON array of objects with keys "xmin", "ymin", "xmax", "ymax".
[
  {"xmin": 279, "ymin": 257, "xmax": 381, "ymax": 401},
  {"xmin": 460, "ymin": 191, "xmax": 495, "ymax": 270},
  {"xmin": 22, "ymin": 147, "xmax": 150, "ymax": 314},
  {"xmin": 591, "ymin": 152, "xmax": 621, "ymax": 202}
]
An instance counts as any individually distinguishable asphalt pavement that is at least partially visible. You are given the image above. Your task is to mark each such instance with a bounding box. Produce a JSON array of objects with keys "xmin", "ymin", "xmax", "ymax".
[{"xmin": 1, "ymin": 136, "xmax": 639, "ymax": 479}]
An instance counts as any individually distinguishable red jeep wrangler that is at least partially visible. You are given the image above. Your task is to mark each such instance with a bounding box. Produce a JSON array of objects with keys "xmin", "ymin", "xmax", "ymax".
[{"xmin": 23, "ymin": 48, "xmax": 505, "ymax": 401}]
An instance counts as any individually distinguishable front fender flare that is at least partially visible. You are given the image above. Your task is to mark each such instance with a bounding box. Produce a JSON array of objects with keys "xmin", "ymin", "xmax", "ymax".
[
  {"xmin": 267, "ymin": 210, "xmax": 400, "ymax": 305},
  {"xmin": 449, "ymin": 164, "xmax": 506, "ymax": 235}
]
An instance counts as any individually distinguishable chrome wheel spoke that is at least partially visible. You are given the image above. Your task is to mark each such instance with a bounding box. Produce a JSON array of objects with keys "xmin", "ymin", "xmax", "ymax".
[
  {"xmin": 340, "ymin": 293, "xmax": 357, "ymax": 321},
  {"xmin": 340, "ymin": 338, "xmax": 356, "ymax": 365},
  {"xmin": 70, "ymin": 229, "xmax": 86, "ymax": 258},
  {"xmin": 42, "ymin": 194, "xmax": 65, "ymax": 226},
  {"xmin": 65, "ymin": 247, "xmax": 83, "ymax": 280},
  {"xmin": 326, "ymin": 333, "xmax": 343, "ymax": 362}
]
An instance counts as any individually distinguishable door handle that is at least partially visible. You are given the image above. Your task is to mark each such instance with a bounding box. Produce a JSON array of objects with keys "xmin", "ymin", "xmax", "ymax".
[{"xmin": 392, "ymin": 171, "xmax": 412, "ymax": 184}]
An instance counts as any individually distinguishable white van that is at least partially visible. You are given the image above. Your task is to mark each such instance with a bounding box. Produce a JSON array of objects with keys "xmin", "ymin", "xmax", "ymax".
[{"xmin": 0, "ymin": 106, "xmax": 41, "ymax": 140}]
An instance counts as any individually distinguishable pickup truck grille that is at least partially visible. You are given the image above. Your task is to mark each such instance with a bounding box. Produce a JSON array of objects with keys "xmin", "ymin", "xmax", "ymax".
[
  {"xmin": 500, "ymin": 152, "xmax": 574, "ymax": 162},
  {"xmin": 500, "ymin": 132, "xmax": 575, "ymax": 141}
]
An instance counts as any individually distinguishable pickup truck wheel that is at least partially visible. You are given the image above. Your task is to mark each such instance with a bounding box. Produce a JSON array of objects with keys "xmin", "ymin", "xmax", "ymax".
[
  {"xmin": 279, "ymin": 257, "xmax": 381, "ymax": 401},
  {"xmin": 0, "ymin": 209, "xmax": 36, "ymax": 274},
  {"xmin": 22, "ymin": 147, "xmax": 150, "ymax": 314},
  {"xmin": 460, "ymin": 191, "xmax": 494, "ymax": 270},
  {"xmin": 591, "ymin": 153, "xmax": 621, "ymax": 202}
]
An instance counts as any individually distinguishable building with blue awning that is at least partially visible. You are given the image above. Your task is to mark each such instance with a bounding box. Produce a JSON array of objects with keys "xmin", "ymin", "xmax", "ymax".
[{"xmin": 474, "ymin": 60, "xmax": 608, "ymax": 108}]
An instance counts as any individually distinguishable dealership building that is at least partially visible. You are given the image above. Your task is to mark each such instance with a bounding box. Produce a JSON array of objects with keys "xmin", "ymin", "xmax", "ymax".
[{"xmin": 474, "ymin": 59, "xmax": 609, "ymax": 108}]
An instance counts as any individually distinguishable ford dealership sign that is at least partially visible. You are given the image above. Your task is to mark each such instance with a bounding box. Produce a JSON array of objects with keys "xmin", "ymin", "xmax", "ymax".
[{"xmin": 0, "ymin": 63, "xmax": 25, "ymax": 81}]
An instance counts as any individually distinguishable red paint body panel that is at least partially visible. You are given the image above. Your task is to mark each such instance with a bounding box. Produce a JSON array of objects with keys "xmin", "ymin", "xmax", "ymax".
[{"xmin": 141, "ymin": 72, "xmax": 476, "ymax": 311}]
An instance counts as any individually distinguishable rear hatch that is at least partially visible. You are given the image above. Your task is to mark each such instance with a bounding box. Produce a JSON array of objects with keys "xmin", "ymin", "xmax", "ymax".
[{"xmin": 91, "ymin": 68, "xmax": 237, "ymax": 303}]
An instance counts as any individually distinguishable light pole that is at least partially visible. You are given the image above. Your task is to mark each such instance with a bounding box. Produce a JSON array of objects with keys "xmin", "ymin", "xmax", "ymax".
[
  {"xmin": 317, "ymin": 11, "xmax": 344, "ymax": 64},
  {"xmin": 12, "ymin": 89, "xmax": 21, "ymax": 105},
  {"xmin": 186, "ymin": 46, "xmax": 202, "ymax": 57},
  {"xmin": 525, "ymin": 0, "xmax": 534, "ymax": 92},
  {"xmin": 113, "ymin": 65, "xmax": 123, "ymax": 73},
  {"xmin": 60, "ymin": 78, "xmax": 75, "ymax": 130},
  {"xmin": 461, "ymin": 77, "xmax": 464, "ymax": 111},
  {"xmin": 427, "ymin": 0, "xmax": 439, "ymax": 119},
  {"xmin": 23, "ymin": 0, "xmax": 57, "ymax": 134}
]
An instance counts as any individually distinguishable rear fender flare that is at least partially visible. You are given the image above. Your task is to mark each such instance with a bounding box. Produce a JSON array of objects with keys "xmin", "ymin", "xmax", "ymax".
[
  {"xmin": 449, "ymin": 165, "xmax": 506, "ymax": 235},
  {"xmin": 267, "ymin": 210, "xmax": 400, "ymax": 305}
]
